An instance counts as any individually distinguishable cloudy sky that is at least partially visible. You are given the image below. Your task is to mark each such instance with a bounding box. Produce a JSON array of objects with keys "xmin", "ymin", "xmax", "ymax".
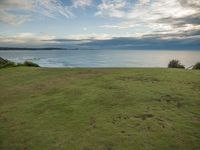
[{"xmin": 0, "ymin": 0, "xmax": 200, "ymax": 49}]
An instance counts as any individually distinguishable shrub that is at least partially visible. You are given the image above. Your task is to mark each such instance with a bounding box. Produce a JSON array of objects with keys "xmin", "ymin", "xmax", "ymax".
[
  {"xmin": 3, "ymin": 61, "xmax": 16, "ymax": 68},
  {"xmin": 23, "ymin": 61, "xmax": 40, "ymax": 67},
  {"xmin": 168, "ymin": 59, "xmax": 185, "ymax": 69},
  {"xmin": 0, "ymin": 57, "xmax": 16, "ymax": 68},
  {"xmin": 0, "ymin": 57, "xmax": 40, "ymax": 68},
  {"xmin": 16, "ymin": 63, "xmax": 25, "ymax": 66},
  {"xmin": 192, "ymin": 62, "xmax": 200, "ymax": 70}
]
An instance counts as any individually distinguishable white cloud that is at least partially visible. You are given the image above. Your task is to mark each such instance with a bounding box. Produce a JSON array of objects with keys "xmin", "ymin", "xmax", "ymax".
[
  {"xmin": 139, "ymin": 0, "xmax": 150, "ymax": 4},
  {"xmin": 0, "ymin": 10, "xmax": 30, "ymax": 25},
  {"xmin": 66, "ymin": 33, "xmax": 113, "ymax": 40},
  {"xmin": 0, "ymin": 0, "xmax": 32, "ymax": 9},
  {"xmin": 95, "ymin": 0, "xmax": 127, "ymax": 18},
  {"xmin": 0, "ymin": 32, "xmax": 114, "ymax": 45},
  {"xmin": 0, "ymin": 0, "xmax": 95, "ymax": 25},
  {"xmin": 98, "ymin": 0, "xmax": 200, "ymax": 38},
  {"xmin": 97, "ymin": 0, "xmax": 197, "ymax": 20},
  {"xmin": 0, "ymin": 32, "xmax": 56, "ymax": 44},
  {"xmin": 72, "ymin": 0, "xmax": 92, "ymax": 8},
  {"xmin": 33, "ymin": 0, "xmax": 73, "ymax": 18},
  {"xmin": 0, "ymin": 0, "xmax": 33, "ymax": 25},
  {"xmin": 0, "ymin": 0, "xmax": 73, "ymax": 25}
]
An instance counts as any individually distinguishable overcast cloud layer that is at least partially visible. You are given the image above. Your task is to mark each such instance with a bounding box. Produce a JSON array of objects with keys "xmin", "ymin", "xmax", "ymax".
[{"xmin": 0, "ymin": 0, "xmax": 199, "ymax": 49}]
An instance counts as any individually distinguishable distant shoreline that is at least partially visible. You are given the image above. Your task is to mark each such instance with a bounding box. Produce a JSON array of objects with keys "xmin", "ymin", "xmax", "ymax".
[{"xmin": 0, "ymin": 47, "xmax": 79, "ymax": 51}]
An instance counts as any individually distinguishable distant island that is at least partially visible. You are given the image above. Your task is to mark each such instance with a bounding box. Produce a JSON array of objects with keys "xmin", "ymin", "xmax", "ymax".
[{"xmin": 0, "ymin": 47, "xmax": 79, "ymax": 51}]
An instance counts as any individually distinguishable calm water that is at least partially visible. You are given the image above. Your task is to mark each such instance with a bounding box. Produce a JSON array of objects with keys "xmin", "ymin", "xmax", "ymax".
[{"xmin": 0, "ymin": 50, "xmax": 200, "ymax": 68}]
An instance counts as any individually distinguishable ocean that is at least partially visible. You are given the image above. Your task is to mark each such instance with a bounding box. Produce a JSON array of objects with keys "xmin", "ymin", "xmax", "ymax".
[{"xmin": 0, "ymin": 49, "xmax": 200, "ymax": 68}]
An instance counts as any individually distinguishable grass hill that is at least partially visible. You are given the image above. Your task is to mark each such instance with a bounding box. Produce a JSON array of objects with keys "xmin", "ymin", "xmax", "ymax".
[{"xmin": 0, "ymin": 67, "xmax": 200, "ymax": 150}]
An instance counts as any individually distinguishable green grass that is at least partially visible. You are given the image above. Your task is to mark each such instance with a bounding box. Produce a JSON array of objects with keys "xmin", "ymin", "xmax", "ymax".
[{"xmin": 0, "ymin": 67, "xmax": 200, "ymax": 150}]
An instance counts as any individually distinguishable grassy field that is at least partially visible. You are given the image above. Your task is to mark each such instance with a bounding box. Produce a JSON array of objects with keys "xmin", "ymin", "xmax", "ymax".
[{"xmin": 0, "ymin": 67, "xmax": 200, "ymax": 150}]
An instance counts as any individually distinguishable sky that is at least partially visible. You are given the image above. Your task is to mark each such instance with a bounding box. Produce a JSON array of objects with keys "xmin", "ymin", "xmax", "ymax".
[{"xmin": 0, "ymin": 0, "xmax": 200, "ymax": 49}]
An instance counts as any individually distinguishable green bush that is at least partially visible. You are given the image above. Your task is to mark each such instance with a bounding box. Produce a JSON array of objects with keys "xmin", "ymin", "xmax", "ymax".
[
  {"xmin": 23, "ymin": 61, "xmax": 40, "ymax": 67},
  {"xmin": 0, "ymin": 57, "xmax": 40, "ymax": 68},
  {"xmin": 16, "ymin": 63, "xmax": 25, "ymax": 66},
  {"xmin": 0, "ymin": 57, "xmax": 16, "ymax": 68},
  {"xmin": 168, "ymin": 60, "xmax": 185, "ymax": 69},
  {"xmin": 192, "ymin": 62, "xmax": 200, "ymax": 70}
]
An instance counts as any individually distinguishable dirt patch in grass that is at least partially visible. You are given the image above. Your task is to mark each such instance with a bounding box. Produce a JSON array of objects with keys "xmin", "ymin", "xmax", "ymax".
[
  {"xmin": 134, "ymin": 113, "xmax": 154, "ymax": 120},
  {"xmin": 117, "ymin": 75, "xmax": 160, "ymax": 83},
  {"xmin": 111, "ymin": 114, "xmax": 130, "ymax": 124},
  {"xmin": 89, "ymin": 117, "xmax": 97, "ymax": 128},
  {"xmin": 155, "ymin": 94, "xmax": 184, "ymax": 109},
  {"xmin": 191, "ymin": 81, "xmax": 200, "ymax": 91}
]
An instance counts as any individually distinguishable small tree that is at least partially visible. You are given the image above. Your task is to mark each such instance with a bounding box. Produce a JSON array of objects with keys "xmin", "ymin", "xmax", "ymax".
[
  {"xmin": 192, "ymin": 62, "xmax": 200, "ymax": 70},
  {"xmin": 168, "ymin": 60, "xmax": 185, "ymax": 69}
]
